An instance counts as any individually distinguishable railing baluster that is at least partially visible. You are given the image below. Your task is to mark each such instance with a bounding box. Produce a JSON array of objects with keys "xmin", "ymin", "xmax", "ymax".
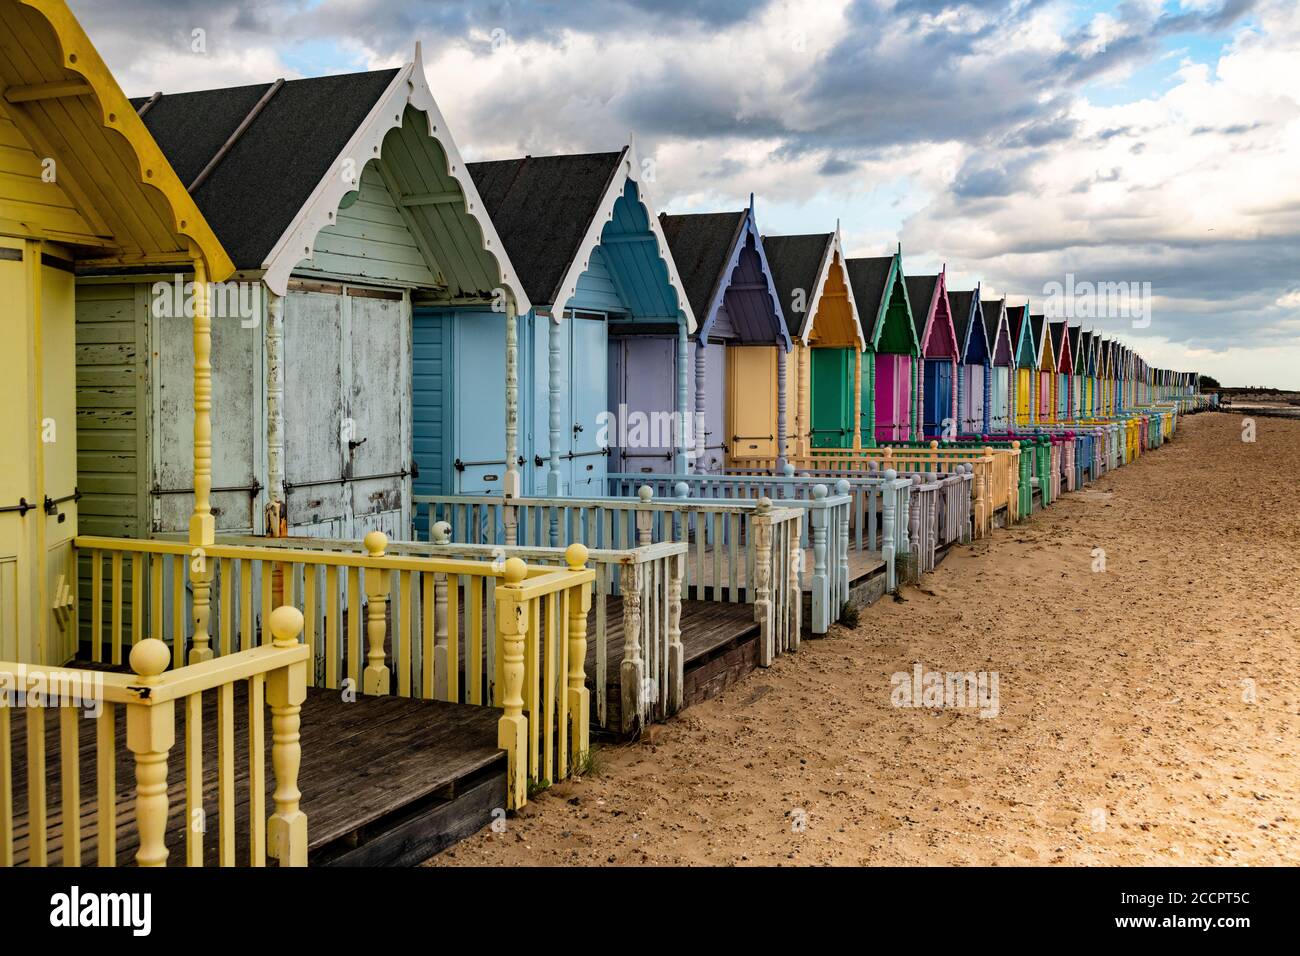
[
  {"xmin": 185, "ymin": 692, "xmax": 203, "ymax": 866},
  {"xmin": 95, "ymin": 703, "xmax": 115, "ymax": 866},
  {"xmin": 0, "ymin": 706, "xmax": 11, "ymax": 867},
  {"xmin": 25, "ymin": 704, "xmax": 46, "ymax": 866},
  {"xmin": 361, "ymin": 532, "xmax": 391, "ymax": 696},
  {"xmin": 217, "ymin": 681, "xmax": 235, "ymax": 866},
  {"xmin": 59, "ymin": 706, "xmax": 79, "ymax": 866},
  {"xmin": 91, "ymin": 551, "xmax": 103, "ymax": 663},
  {"xmin": 248, "ymin": 672, "xmax": 266, "ymax": 866}
]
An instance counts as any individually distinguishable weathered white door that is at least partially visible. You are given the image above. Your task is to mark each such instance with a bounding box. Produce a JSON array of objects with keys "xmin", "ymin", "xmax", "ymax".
[
  {"xmin": 152, "ymin": 299, "xmax": 262, "ymax": 534},
  {"xmin": 283, "ymin": 283, "xmax": 410, "ymax": 540},
  {"xmin": 346, "ymin": 289, "xmax": 411, "ymax": 539}
]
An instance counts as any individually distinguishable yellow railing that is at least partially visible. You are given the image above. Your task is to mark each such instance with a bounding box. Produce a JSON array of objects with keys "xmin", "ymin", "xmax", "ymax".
[
  {"xmin": 73, "ymin": 532, "xmax": 595, "ymax": 808},
  {"xmin": 2, "ymin": 606, "xmax": 309, "ymax": 867}
]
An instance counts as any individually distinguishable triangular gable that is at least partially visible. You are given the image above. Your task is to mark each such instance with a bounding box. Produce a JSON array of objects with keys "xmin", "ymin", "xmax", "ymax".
[
  {"xmin": 1008, "ymin": 304, "xmax": 1035, "ymax": 368},
  {"xmin": 543, "ymin": 137, "xmax": 693, "ymax": 330},
  {"xmin": 1, "ymin": 0, "xmax": 231, "ymax": 277},
  {"xmin": 906, "ymin": 268, "xmax": 959, "ymax": 359},
  {"xmin": 1068, "ymin": 325, "xmax": 1083, "ymax": 374},
  {"xmin": 1052, "ymin": 321, "xmax": 1071, "ymax": 372},
  {"xmin": 982, "ymin": 298, "xmax": 1013, "ymax": 366},
  {"xmin": 660, "ymin": 197, "xmax": 790, "ymax": 349},
  {"xmin": 135, "ymin": 45, "xmax": 524, "ymax": 307},
  {"xmin": 1032, "ymin": 315, "xmax": 1054, "ymax": 372},
  {"xmin": 765, "ymin": 229, "xmax": 863, "ymax": 348},
  {"xmin": 846, "ymin": 249, "xmax": 919, "ymax": 355},
  {"xmin": 950, "ymin": 284, "xmax": 986, "ymax": 364}
]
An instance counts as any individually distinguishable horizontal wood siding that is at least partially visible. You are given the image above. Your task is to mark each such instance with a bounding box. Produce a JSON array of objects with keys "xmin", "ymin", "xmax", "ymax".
[
  {"xmin": 76, "ymin": 283, "xmax": 145, "ymax": 539},
  {"xmin": 571, "ymin": 246, "xmax": 625, "ymax": 314},
  {"xmin": 300, "ymin": 164, "xmax": 438, "ymax": 289}
]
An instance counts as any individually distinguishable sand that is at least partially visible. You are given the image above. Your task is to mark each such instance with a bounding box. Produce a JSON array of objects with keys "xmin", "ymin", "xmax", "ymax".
[{"xmin": 428, "ymin": 412, "xmax": 1300, "ymax": 866}]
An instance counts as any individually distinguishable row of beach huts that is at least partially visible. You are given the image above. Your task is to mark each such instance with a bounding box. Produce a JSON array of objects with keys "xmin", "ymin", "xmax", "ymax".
[{"xmin": 1, "ymin": 2, "xmax": 1215, "ymax": 867}]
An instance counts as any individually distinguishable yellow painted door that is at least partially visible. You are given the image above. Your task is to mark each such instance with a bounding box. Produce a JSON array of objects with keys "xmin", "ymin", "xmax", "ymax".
[
  {"xmin": 0, "ymin": 238, "xmax": 31, "ymax": 659},
  {"xmin": 1016, "ymin": 368, "xmax": 1032, "ymax": 424},
  {"xmin": 727, "ymin": 345, "xmax": 778, "ymax": 462}
]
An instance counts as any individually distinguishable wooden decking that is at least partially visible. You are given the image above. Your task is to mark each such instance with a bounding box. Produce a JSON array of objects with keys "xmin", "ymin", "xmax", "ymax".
[{"xmin": 5, "ymin": 684, "xmax": 505, "ymax": 867}]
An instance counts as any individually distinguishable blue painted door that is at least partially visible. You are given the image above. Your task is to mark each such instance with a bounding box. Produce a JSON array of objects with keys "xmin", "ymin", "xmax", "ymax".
[
  {"xmin": 530, "ymin": 312, "xmax": 609, "ymax": 495},
  {"xmin": 453, "ymin": 314, "xmax": 507, "ymax": 495},
  {"xmin": 923, "ymin": 359, "xmax": 953, "ymax": 437},
  {"xmin": 609, "ymin": 335, "xmax": 677, "ymax": 474}
]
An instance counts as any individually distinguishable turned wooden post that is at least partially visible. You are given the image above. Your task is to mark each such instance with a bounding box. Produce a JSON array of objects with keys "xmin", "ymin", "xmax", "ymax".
[
  {"xmin": 127, "ymin": 639, "xmax": 175, "ymax": 867},
  {"xmin": 189, "ymin": 257, "xmax": 215, "ymax": 662},
  {"xmin": 635, "ymin": 485, "xmax": 655, "ymax": 546},
  {"xmin": 620, "ymin": 560, "xmax": 645, "ymax": 737},
  {"xmin": 362, "ymin": 531, "xmax": 391, "ymax": 696},
  {"xmin": 881, "ymin": 469, "xmax": 898, "ymax": 592},
  {"xmin": 809, "ymin": 484, "xmax": 829, "ymax": 633},
  {"xmin": 752, "ymin": 497, "xmax": 774, "ymax": 666},
  {"xmin": 788, "ymin": 516, "xmax": 803, "ymax": 651},
  {"xmin": 835, "ymin": 479, "xmax": 851, "ymax": 607},
  {"xmin": 564, "ymin": 544, "xmax": 592, "ymax": 769},
  {"xmin": 267, "ymin": 606, "xmax": 308, "ymax": 867},
  {"xmin": 667, "ymin": 550, "xmax": 685, "ymax": 712},
  {"xmin": 494, "ymin": 558, "xmax": 530, "ymax": 808},
  {"xmin": 431, "ymin": 521, "xmax": 451, "ymax": 700}
]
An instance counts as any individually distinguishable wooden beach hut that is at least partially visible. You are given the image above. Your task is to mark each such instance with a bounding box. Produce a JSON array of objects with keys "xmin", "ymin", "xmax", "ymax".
[
  {"xmin": 1008, "ymin": 303, "xmax": 1037, "ymax": 427},
  {"xmin": 1068, "ymin": 325, "xmax": 1084, "ymax": 421},
  {"xmin": 949, "ymin": 285, "xmax": 989, "ymax": 435},
  {"xmin": 1031, "ymin": 314, "xmax": 1055, "ymax": 424},
  {"xmin": 659, "ymin": 197, "xmax": 791, "ymax": 472},
  {"xmin": 906, "ymin": 268, "xmax": 960, "ymax": 439},
  {"xmin": 846, "ymin": 249, "xmax": 920, "ymax": 443},
  {"xmin": 763, "ymin": 228, "xmax": 865, "ymax": 455},
  {"xmin": 442, "ymin": 144, "xmax": 693, "ymax": 497},
  {"xmin": 76, "ymin": 48, "xmax": 527, "ymax": 543},
  {"xmin": 1050, "ymin": 321, "xmax": 1071, "ymax": 421},
  {"xmin": 983, "ymin": 298, "xmax": 1014, "ymax": 433}
]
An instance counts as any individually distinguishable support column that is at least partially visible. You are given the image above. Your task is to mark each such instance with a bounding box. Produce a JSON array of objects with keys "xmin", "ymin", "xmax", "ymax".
[
  {"xmin": 852, "ymin": 348, "xmax": 862, "ymax": 450},
  {"xmin": 677, "ymin": 321, "xmax": 689, "ymax": 475},
  {"xmin": 504, "ymin": 299, "xmax": 521, "ymax": 499},
  {"xmin": 776, "ymin": 346, "xmax": 788, "ymax": 471},
  {"xmin": 693, "ymin": 339, "xmax": 706, "ymax": 472},
  {"xmin": 797, "ymin": 346, "xmax": 810, "ymax": 459},
  {"xmin": 190, "ymin": 255, "xmax": 214, "ymax": 660},
  {"xmin": 547, "ymin": 313, "xmax": 562, "ymax": 497},
  {"xmin": 265, "ymin": 290, "xmax": 287, "ymax": 617}
]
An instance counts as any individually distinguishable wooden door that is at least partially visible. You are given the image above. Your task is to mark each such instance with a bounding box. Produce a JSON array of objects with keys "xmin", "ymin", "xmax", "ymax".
[
  {"xmin": 810, "ymin": 347, "xmax": 852, "ymax": 448},
  {"xmin": 727, "ymin": 345, "xmax": 778, "ymax": 462},
  {"xmin": 569, "ymin": 315, "xmax": 608, "ymax": 494},
  {"xmin": 610, "ymin": 335, "xmax": 677, "ymax": 474},
  {"xmin": 452, "ymin": 310, "xmax": 507, "ymax": 495}
]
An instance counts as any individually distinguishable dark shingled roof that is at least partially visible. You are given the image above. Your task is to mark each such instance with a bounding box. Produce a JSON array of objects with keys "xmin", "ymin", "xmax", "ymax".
[
  {"xmin": 845, "ymin": 256, "xmax": 894, "ymax": 334},
  {"xmin": 131, "ymin": 68, "xmax": 401, "ymax": 271},
  {"xmin": 1030, "ymin": 315, "xmax": 1047, "ymax": 362},
  {"xmin": 981, "ymin": 300, "xmax": 1004, "ymax": 356},
  {"xmin": 468, "ymin": 151, "xmax": 624, "ymax": 308},
  {"xmin": 904, "ymin": 274, "xmax": 938, "ymax": 342},
  {"xmin": 762, "ymin": 233, "xmax": 832, "ymax": 337},
  {"xmin": 948, "ymin": 289, "xmax": 980, "ymax": 355},
  {"xmin": 1049, "ymin": 320, "xmax": 1067, "ymax": 361},
  {"xmin": 658, "ymin": 210, "xmax": 746, "ymax": 326},
  {"xmin": 1068, "ymin": 324, "xmax": 1082, "ymax": 363},
  {"xmin": 1007, "ymin": 304, "xmax": 1029, "ymax": 351}
]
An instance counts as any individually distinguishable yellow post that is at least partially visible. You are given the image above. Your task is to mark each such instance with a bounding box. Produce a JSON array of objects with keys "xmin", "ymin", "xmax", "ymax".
[
  {"xmin": 267, "ymin": 606, "xmax": 309, "ymax": 867},
  {"xmin": 564, "ymin": 544, "xmax": 591, "ymax": 773},
  {"xmin": 495, "ymin": 557, "xmax": 530, "ymax": 808},
  {"xmin": 126, "ymin": 639, "xmax": 175, "ymax": 867},
  {"xmin": 362, "ymin": 531, "xmax": 391, "ymax": 695},
  {"xmin": 190, "ymin": 255, "xmax": 215, "ymax": 662}
]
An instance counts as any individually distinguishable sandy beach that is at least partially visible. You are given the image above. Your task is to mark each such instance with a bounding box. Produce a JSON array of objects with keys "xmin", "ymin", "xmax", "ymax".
[{"xmin": 429, "ymin": 412, "xmax": 1299, "ymax": 866}]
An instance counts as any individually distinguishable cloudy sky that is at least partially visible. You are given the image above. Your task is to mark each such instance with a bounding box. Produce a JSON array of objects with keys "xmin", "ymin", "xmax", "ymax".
[{"xmin": 72, "ymin": 0, "xmax": 1300, "ymax": 387}]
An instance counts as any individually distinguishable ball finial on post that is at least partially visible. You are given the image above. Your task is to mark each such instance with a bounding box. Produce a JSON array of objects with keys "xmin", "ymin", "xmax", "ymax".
[
  {"xmin": 638, "ymin": 485, "xmax": 654, "ymax": 502},
  {"xmin": 502, "ymin": 556, "xmax": 528, "ymax": 586},
  {"xmin": 431, "ymin": 520, "xmax": 452, "ymax": 544},
  {"xmin": 812, "ymin": 483, "xmax": 828, "ymax": 500},
  {"xmin": 673, "ymin": 481, "xmax": 690, "ymax": 499},
  {"xmin": 129, "ymin": 639, "xmax": 170, "ymax": 683},
  {"xmin": 363, "ymin": 530, "xmax": 388, "ymax": 557},
  {"xmin": 269, "ymin": 605, "xmax": 305, "ymax": 647},
  {"xmin": 565, "ymin": 542, "xmax": 589, "ymax": 570}
]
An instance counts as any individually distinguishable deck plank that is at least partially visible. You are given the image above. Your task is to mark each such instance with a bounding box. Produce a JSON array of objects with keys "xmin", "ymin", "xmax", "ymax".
[{"xmin": 5, "ymin": 686, "xmax": 502, "ymax": 866}]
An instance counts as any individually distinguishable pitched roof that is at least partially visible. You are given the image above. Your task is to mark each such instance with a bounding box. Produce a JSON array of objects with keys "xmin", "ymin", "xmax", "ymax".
[
  {"xmin": 845, "ymin": 256, "xmax": 894, "ymax": 330},
  {"xmin": 948, "ymin": 289, "xmax": 981, "ymax": 356},
  {"xmin": 131, "ymin": 68, "xmax": 400, "ymax": 272},
  {"xmin": 658, "ymin": 210, "xmax": 746, "ymax": 324},
  {"xmin": 469, "ymin": 151, "xmax": 624, "ymax": 307},
  {"xmin": 977, "ymin": 299, "xmax": 998, "ymax": 356},
  {"xmin": 1049, "ymin": 321, "xmax": 1067, "ymax": 363},
  {"xmin": 762, "ymin": 233, "xmax": 833, "ymax": 337},
  {"xmin": 1068, "ymin": 324, "xmax": 1082, "ymax": 365},
  {"xmin": 1031, "ymin": 315, "xmax": 1049, "ymax": 365},
  {"xmin": 904, "ymin": 274, "xmax": 938, "ymax": 342}
]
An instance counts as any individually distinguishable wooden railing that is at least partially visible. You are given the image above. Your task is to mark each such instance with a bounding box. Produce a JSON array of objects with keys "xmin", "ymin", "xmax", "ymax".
[
  {"xmin": 605, "ymin": 471, "xmax": 910, "ymax": 592},
  {"xmin": 2, "ymin": 606, "xmax": 309, "ymax": 867},
  {"xmin": 740, "ymin": 444, "xmax": 1016, "ymax": 534},
  {"xmin": 73, "ymin": 534, "xmax": 595, "ymax": 809},
  {"xmin": 413, "ymin": 526, "xmax": 688, "ymax": 737},
  {"xmin": 417, "ymin": 490, "xmax": 815, "ymax": 644}
]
